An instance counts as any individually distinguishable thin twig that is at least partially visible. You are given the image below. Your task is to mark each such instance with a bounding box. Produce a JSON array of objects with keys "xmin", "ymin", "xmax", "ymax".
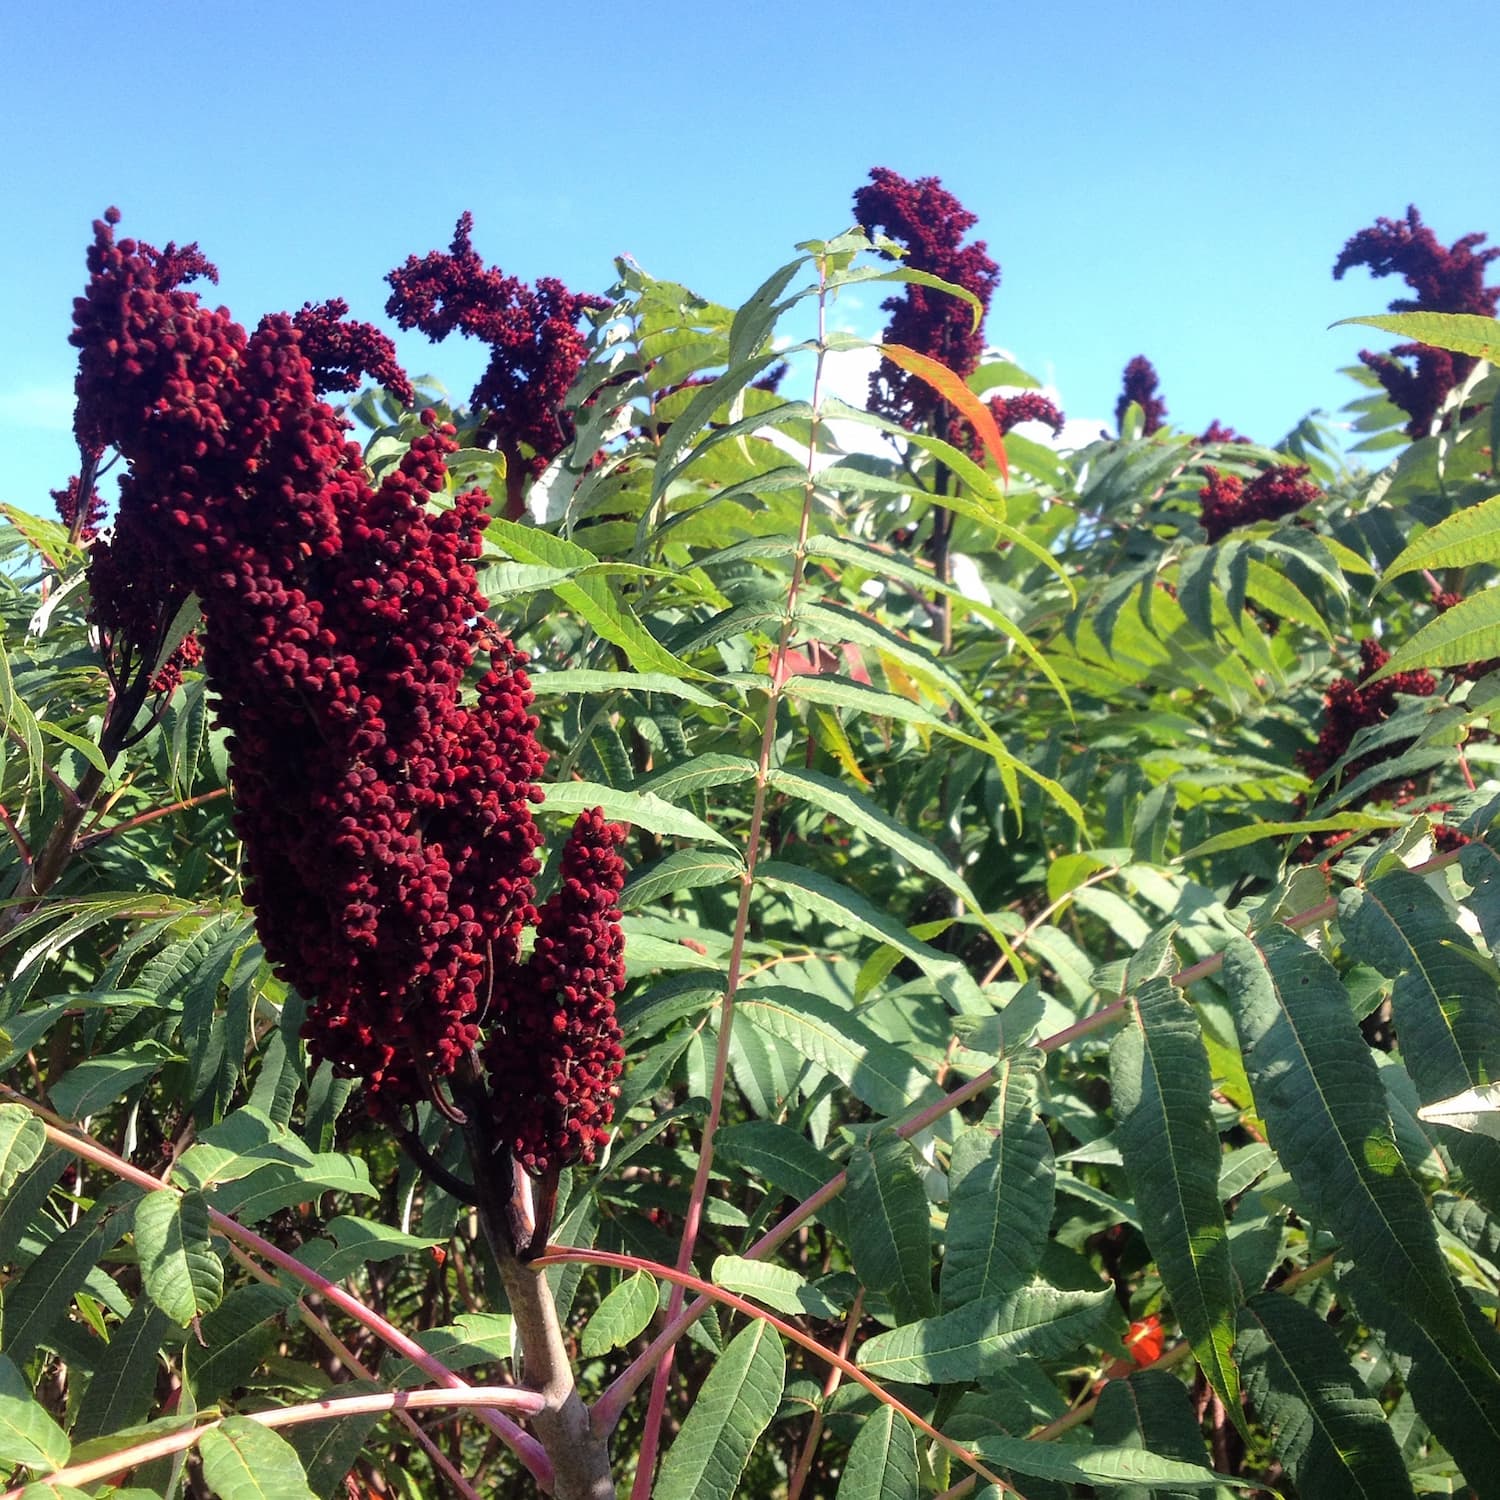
[
  {"xmin": 537, "ymin": 1246, "xmax": 1025, "ymax": 1499},
  {"xmin": 4, "ymin": 1386, "xmax": 544, "ymax": 1499},
  {"xmin": 632, "ymin": 249, "xmax": 836, "ymax": 1499}
]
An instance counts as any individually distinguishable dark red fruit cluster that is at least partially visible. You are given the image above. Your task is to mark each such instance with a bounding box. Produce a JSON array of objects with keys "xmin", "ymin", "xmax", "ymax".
[
  {"xmin": 1115, "ymin": 356, "xmax": 1167, "ymax": 436},
  {"xmin": 51, "ymin": 476, "xmax": 105, "ymax": 541},
  {"xmin": 385, "ymin": 213, "xmax": 607, "ymax": 519},
  {"xmin": 1198, "ymin": 464, "xmax": 1321, "ymax": 543},
  {"xmin": 853, "ymin": 168, "xmax": 1001, "ymax": 455},
  {"xmin": 1334, "ymin": 206, "xmax": 1499, "ymax": 437},
  {"xmin": 1199, "ymin": 419, "xmax": 1249, "ymax": 445},
  {"xmin": 488, "ymin": 808, "xmax": 627, "ymax": 1172},
  {"xmin": 292, "ymin": 299, "xmax": 415, "ymax": 406},
  {"xmin": 69, "ymin": 210, "xmax": 624, "ymax": 1174},
  {"xmin": 990, "ymin": 392, "xmax": 1064, "ymax": 437},
  {"xmin": 1298, "ymin": 637, "xmax": 1436, "ymax": 787}
]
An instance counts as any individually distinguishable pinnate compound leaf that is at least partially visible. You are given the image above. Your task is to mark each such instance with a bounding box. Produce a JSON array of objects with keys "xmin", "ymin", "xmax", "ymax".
[
  {"xmin": 737, "ymin": 987, "xmax": 940, "ymax": 1118},
  {"xmin": 836, "ymin": 1404, "xmax": 918, "ymax": 1500},
  {"xmin": 856, "ymin": 1282, "xmax": 1113, "ymax": 1383},
  {"xmin": 0, "ymin": 1353, "xmax": 70, "ymax": 1472},
  {"xmin": 846, "ymin": 1136, "xmax": 935, "ymax": 1322},
  {"xmin": 1110, "ymin": 979, "xmax": 1240, "ymax": 1421},
  {"xmin": 0, "ymin": 1103, "xmax": 45, "ymax": 1196},
  {"xmin": 581, "ymin": 1270, "xmax": 657, "ymax": 1357},
  {"xmin": 654, "ymin": 1321, "xmax": 785, "ymax": 1500},
  {"xmin": 1235, "ymin": 1292, "xmax": 1416, "ymax": 1499},
  {"xmin": 1224, "ymin": 926, "xmax": 1486, "ymax": 1366},
  {"xmin": 941, "ymin": 1050, "xmax": 1053, "ymax": 1307},
  {"xmin": 199, "ymin": 1417, "xmax": 318, "ymax": 1500},
  {"xmin": 135, "ymin": 1187, "xmax": 224, "ymax": 1324}
]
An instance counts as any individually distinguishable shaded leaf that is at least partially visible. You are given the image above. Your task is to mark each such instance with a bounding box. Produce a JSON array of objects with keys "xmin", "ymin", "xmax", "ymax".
[
  {"xmin": 836, "ymin": 1404, "xmax": 918, "ymax": 1500},
  {"xmin": 1235, "ymin": 1292, "xmax": 1416, "ymax": 1499},
  {"xmin": 1111, "ymin": 979, "xmax": 1240, "ymax": 1420},
  {"xmin": 846, "ymin": 1136, "xmax": 935, "ymax": 1322}
]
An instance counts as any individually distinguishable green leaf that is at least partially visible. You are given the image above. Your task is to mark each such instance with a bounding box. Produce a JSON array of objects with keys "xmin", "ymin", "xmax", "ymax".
[
  {"xmin": 1224, "ymin": 927, "xmax": 1485, "ymax": 1365},
  {"xmin": 71, "ymin": 1297, "xmax": 176, "ymax": 1441},
  {"xmin": 2, "ymin": 1187, "xmax": 135, "ymax": 1363},
  {"xmin": 0, "ymin": 1103, "xmax": 46, "ymax": 1196},
  {"xmin": 487, "ymin": 517, "xmax": 708, "ymax": 680},
  {"xmin": 525, "ymin": 668, "xmax": 720, "ymax": 707},
  {"xmin": 173, "ymin": 1107, "xmax": 317, "ymax": 1191},
  {"xmin": 1181, "ymin": 812, "xmax": 1400, "ymax": 858},
  {"xmin": 1235, "ymin": 1292, "xmax": 1416, "ymax": 1499},
  {"xmin": 1093, "ymin": 1369, "xmax": 1216, "ymax": 1500},
  {"xmin": 1380, "ymin": 492, "xmax": 1500, "ymax": 588},
  {"xmin": 836, "ymin": 1404, "xmax": 918, "ymax": 1500},
  {"xmin": 654, "ymin": 1321, "xmax": 785, "ymax": 1500},
  {"xmin": 0, "ymin": 1353, "xmax": 70, "ymax": 1471},
  {"xmin": 1341, "ymin": 872, "xmax": 1500, "ymax": 1204},
  {"xmin": 581, "ymin": 1270, "xmax": 658, "ymax": 1357},
  {"xmin": 711, "ymin": 1255, "xmax": 841, "ymax": 1321},
  {"xmin": 199, "ymin": 1417, "xmax": 318, "ymax": 1500},
  {"xmin": 134, "ymin": 1188, "xmax": 224, "ymax": 1324},
  {"xmin": 737, "ymin": 987, "xmax": 940, "ymax": 1119},
  {"xmin": 846, "ymin": 1136, "xmax": 934, "ymax": 1322},
  {"xmin": 856, "ymin": 1282, "xmax": 1113, "ymax": 1383},
  {"xmin": 539, "ymin": 779, "xmax": 733, "ymax": 849},
  {"xmin": 186, "ymin": 1284, "xmax": 295, "ymax": 1402},
  {"xmin": 282, "ymin": 1378, "xmax": 381, "ymax": 1500},
  {"xmin": 714, "ymin": 1121, "xmax": 848, "ymax": 1238},
  {"xmin": 1368, "ymin": 588, "xmax": 1500, "ymax": 682},
  {"xmin": 621, "ymin": 849, "xmax": 745, "ymax": 911},
  {"xmin": 206, "ymin": 1154, "xmax": 375, "ymax": 1223},
  {"xmin": 1338, "ymin": 1262, "xmax": 1500, "ymax": 1496},
  {"xmin": 941, "ymin": 1050, "xmax": 1054, "ymax": 1306},
  {"xmin": 48, "ymin": 1048, "xmax": 166, "ymax": 1119},
  {"xmin": 755, "ymin": 862, "xmax": 973, "ymax": 994},
  {"xmin": 1333, "ymin": 311, "xmax": 1500, "ymax": 360},
  {"xmin": 1111, "ymin": 978, "xmax": 1240, "ymax": 1422},
  {"xmin": 970, "ymin": 1433, "xmax": 1248, "ymax": 1491},
  {"xmin": 767, "ymin": 767, "xmax": 1000, "ymax": 938}
]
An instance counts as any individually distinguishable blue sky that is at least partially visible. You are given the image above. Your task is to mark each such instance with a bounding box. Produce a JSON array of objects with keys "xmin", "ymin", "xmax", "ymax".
[{"xmin": 3, "ymin": 0, "xmax": 1495, "ymax": 512}]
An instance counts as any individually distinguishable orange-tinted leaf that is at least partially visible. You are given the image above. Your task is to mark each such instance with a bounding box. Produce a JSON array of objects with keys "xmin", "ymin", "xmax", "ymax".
[{"xmin": 880, "ymin": 342, "xmax": 1009, "ymax": 485}]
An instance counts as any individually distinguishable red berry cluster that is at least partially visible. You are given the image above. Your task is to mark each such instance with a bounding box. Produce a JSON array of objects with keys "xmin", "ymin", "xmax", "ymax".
[
  {"xmin": 1334, "ymin": 206, "xmax": 1499, "ymax": 437},
  {"xmin": 51, "ymin": 476, "xmax": 106, "ymax": 541},
  {"xmin": 385, "ymin": 213, "xmax": 607, "ymax": 519},
  {"xmin": 69, "ymin": 211, "xmax": 625, "ymax": 1173},
  {"xmin": 1199, "ymin": 419, "xmax": 1249, "ymax": 445},
  {"xmin": 853, "ymin": 168, "xmax": 1001, "ymax": 456},
  {"xmin": 1198, "ymin": 464, "xmax": 1321, "ymax": 543},
  {"xmin": 990, "ymin": 391, "xmax": 1064, "ymax": 437},
  {"xmin": 291, "ymin": 299, "xmax": 415, "ymax": 406},
  {"xmin": 488, "ymin": 808, "xmax": 627, "ymax": 1172},
  {"xmin": 1299, "ymin": 637, "xmax": 1436, "ymax": 788},
  {"xmin": 1115, "ymin": 356, "xmax": 1168, "ymax": 436}
]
